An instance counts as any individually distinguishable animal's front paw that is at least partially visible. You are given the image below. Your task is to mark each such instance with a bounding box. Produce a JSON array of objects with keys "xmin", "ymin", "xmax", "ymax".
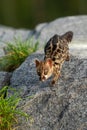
[
  {"xmin": 66, "ymin": 55, "xmax": 70, "ymax": 61},
  {"xmin": 51, "ymin": 80, "xmax": 56, "ymax": 85}
]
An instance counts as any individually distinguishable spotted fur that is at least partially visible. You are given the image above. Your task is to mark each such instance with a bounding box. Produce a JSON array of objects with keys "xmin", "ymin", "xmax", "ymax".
[{"xmin": 35, "ymin": 31, "xmax": 73, "ymax": 85}]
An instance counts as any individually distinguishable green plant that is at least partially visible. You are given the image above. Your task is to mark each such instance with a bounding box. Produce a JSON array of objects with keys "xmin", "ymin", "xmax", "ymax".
[
  {"xmin": 0, "ymin": 86, "xmax": 28, "ymax": 130},
  {"xmin": 0, "ymin": 38, "xmax": 39, "ymax": 71}
]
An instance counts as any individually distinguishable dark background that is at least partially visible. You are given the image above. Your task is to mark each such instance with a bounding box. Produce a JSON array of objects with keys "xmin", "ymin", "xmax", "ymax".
[{"xmin": 0, "ymin": 0, "xmax": 87, "ymax": 29}]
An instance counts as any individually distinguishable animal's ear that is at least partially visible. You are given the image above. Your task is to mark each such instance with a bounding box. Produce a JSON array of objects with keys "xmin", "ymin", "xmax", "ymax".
[
  {"xmin": 61, "ymin": 31, "xmax": 73, "ymax": 43},
  {"xmin": 46, "ymin": 58, "xmax": 53, "ymax": 68},
  {"xmin": 35, "ymin": 59, "xmax": 40, "ymax": 67}
]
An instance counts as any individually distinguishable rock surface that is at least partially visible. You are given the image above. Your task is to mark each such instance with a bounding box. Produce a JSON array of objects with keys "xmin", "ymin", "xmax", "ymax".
[
  {"xmin": 13, "ymin": 53, "xmax": 87, "ymax": 130},
  {"xmin": 0, "ymin": 15, "xmax": 87, "ymax": 130}
]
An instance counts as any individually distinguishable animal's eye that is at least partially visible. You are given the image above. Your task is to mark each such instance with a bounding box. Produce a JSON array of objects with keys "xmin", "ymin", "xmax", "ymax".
[{"xmin": 44, "ymin": 70, "xmax": 48, "ymax": 75}]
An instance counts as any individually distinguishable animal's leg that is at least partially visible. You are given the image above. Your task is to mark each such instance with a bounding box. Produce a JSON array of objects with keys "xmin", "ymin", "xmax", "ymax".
[{"xmin": 51, "ymin": 71, "xmax": 61, "ymax": 85}]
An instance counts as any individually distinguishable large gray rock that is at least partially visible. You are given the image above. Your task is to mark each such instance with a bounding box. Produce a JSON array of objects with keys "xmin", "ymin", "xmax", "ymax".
[{"xmin": 11, "ymin": 50, "xmax": 87, "ymax": 130}]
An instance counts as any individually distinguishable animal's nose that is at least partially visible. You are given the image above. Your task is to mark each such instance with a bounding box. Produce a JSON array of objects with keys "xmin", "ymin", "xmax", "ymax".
[{"xmin": 40, "ymin": 75, "xmax": 46, "ymax": 81}]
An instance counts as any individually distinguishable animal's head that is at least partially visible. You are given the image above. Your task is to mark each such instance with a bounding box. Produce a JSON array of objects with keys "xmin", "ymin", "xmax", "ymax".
[{"xmin": 35, "ymin": 58, "xmax": 53, "ymax": 81}]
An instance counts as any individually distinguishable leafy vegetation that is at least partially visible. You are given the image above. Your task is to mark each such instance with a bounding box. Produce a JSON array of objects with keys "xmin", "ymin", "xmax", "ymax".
[
  {"xmin": 0, "ymin": 38, "xmax": 39, "ymax": 72},
  {"xmin": 0, "ymin": 86, "xmax": 28, "ymax": 130}
]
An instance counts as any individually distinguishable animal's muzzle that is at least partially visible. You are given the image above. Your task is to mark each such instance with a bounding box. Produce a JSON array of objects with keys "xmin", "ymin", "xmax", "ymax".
[{"xmin": 39, "ymin": 76, "xmax": 46, "ymax": 81}]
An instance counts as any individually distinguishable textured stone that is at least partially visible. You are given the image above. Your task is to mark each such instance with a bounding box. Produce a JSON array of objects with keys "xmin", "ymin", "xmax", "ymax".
[{"xmin": 12, "ymin": 52, "xmax": 87, "ymax": 130}]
